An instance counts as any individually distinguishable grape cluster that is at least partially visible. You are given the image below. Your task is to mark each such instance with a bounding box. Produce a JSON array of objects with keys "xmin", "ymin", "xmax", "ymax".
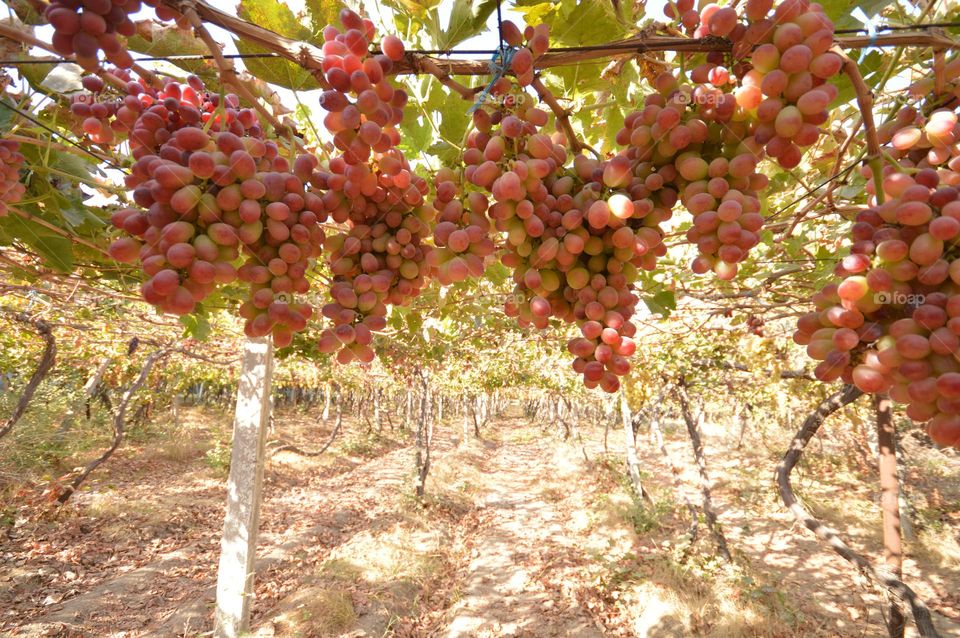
[
  {"xmin": 314, "ymin": 10, "xmax": 434, "ymax": 363},
  {"xmin": 879, "ymin": 107, "xmax": 960, "ymax": 170},
  {"xmin": 107, "ymin": 76, "xmax": 325, "ymax": 347},
  {"xmin": 452, "ymin": 26, "xmax": 651, "ymax": 393},
  {"xmin": 45, "ymin": 0, "xmax": 139, "ymax": 70},
  {"xmin": 796, "ymin": 99, "xmax": 960, "ymax": 449},
  {"xmin": 45, "ymin": 0, "xmax": 180, "ymax": 71},
  {"xmin": 0, "ymin": 139, "xmax": 26, "ymax": 217},
  {"xmin": 427, "ymin": 168, "xmax": 495, "ymax": 285},
  {"xmin": 665, "ymin": 0, "xmax": 844, "ymax": 169},
  {"xmin": 737, "ymin": 0, "xmax": 843, "ymax": 168},
  {"xmin": 615, "ymin": 74, "xmax": 769, "ymax": 280}
]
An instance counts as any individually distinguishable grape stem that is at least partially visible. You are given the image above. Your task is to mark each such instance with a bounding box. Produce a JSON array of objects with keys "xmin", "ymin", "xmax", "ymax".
[
  {"xmin": 776, "ymin": 384, "xmax": 943, "ymax": 638},
  {"xmin": 833, "ymin": 46, "xmax": 885, "ymax": 204},
  {"xmin": 183, "ymin": 7, "xmax": 290, "ymax": 139},
  {"xmin": 529, "ymin": 76, "xmax": 601, "ymax": 160}
]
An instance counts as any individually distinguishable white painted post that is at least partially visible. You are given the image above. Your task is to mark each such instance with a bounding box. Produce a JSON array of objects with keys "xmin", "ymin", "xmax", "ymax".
[{"xmin": 214, "ymin": 337, "xmax": 274, "ymax": 638}]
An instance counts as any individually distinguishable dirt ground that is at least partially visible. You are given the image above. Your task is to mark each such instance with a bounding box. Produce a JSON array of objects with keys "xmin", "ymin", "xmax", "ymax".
[{"xmin": 1, "ymin": 403, "xmax": 959, "ymax": 637}]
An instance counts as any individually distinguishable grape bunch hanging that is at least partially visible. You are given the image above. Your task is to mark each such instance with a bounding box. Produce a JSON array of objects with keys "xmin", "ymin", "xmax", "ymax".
[
  {"xmin": 45, "ymin": 0, "xmax": 179, "ymax": 71},
  {"xmin": 314, "ymin": 9, "xmax": 434, "ymax": 364},
  {"xmin": 0, "ymin": 139, "xmax": 25, "ymax": 217},
  {"xmin": 107, "ymin": 75, "xmax": 325, "ymax": 348},
  {"xmin": 796, "ymin": 96, "xmax": 960, "ymax": 449}
]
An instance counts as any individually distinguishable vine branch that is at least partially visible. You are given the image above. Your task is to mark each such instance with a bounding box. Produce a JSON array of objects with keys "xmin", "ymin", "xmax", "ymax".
[
  {"xmin": 834, "ymin": 45, "xmax": 885, "ymax": 204},
  {"xmin": 530, "ymin": 76, "xmax": 601, "ymax": 159},
  {"xmin": 55, "ymin": 348, "xmax": 170, "ymax": 504},
  {"xmin": 153, "ymin": 1, "xmax": 958, "ymax": 80},
  {"xmin": 413, "ymin": 56, "xmax": 479, "ymax": 100},
  {"xmin": 183, "ymin": 7, "xmax": 289, "ymax": 137},
  {"xmin": 0, "ymin": 311, "xmax": 56, "ymax": 441}
]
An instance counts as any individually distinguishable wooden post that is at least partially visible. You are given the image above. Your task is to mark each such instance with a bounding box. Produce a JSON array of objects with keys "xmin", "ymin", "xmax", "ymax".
[
  {"xmin": 876, "ymin": 394, "xmax": 906, "ymax": 638},
  {"xmin": 214, "ymin": 337, "xmax": 274, "ymax": 638}
]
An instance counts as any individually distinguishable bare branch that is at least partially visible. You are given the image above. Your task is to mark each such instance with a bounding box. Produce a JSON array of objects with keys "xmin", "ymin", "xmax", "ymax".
[
  {"xmin": 0, "ymin": 312, "xmax": 56, "ymax": 441},
  {"xmin": 56, "ymin": 349, "xmax": 170, "ymax": 504}
]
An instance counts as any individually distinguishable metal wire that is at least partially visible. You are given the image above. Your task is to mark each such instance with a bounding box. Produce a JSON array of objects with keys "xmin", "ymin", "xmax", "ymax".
[
  {"xmin": 0, "ymin": 101, "xmax": 126, "ymax": 172},
  {"xmin": 0, "ymin": 19, "xmax": 956, "ymax": 68}
]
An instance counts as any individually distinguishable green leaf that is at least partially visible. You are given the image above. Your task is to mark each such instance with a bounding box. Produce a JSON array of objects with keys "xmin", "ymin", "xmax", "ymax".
[
  {"xmin": 513, "ymin": 0, "xmax": 559, "ymax": 25},
  {"xmin": 484, "ymin": 262, "xmax": 510, "ymax": 286},
  {"xmin": 642, "ymin": 290, "xmax": 676, "ymax": 318},
  {"xmin": 8, "ymin": 0, "xmax": 44, "ymax": 24},
  {"xmin": 432, "ymin": 0, "xmax": 498, "ymax": 49},
  {"xmin": 820, "ymin": 0, "xmax": 890, "ymax": 30},
  {"xmin": 427, "ymin": 140, "xmax": 463, "ymax": 165},
  {"xmin": 126, "ymin": 21, "xmax": 213, "ymax": 77},
  {"xmin": 304, "ymin": 0, "xmax": 344, "ymax": 37},
  {"xmin": 2, "ymin": 213, "xmax": 74, "ymax": 272},
  {"xmin": 550, "ymin": 0, "xmax": 626, "ymax": 47},
  {"xmin": 390, "ymin": 0, "xmax": 443, "ymax": 19},
  {"xmin": 236, "ymin": 0, "xmax": 320, "ymax": 90},
  {"xmin": 406, "ymin": 310, "xmax": 424, "ymax": 334},
  {"xmin": 180, "ymin": 313, "xmax": 212, "ymax": 340}
]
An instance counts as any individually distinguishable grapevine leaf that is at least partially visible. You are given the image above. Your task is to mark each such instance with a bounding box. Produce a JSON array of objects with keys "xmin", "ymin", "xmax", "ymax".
[
  {"xmin": 304, "ymin": 0, "xmax": 344, "ymax": 37},
  {"xmin": 17, "ymin": 56, "xmax": 56, "ymax": 91},
  {"xmin": 513, "ymin": 0, "xmax": 558, "ymax": 25},
  {"xmin": 50, "ymin": 151, "xmax": 101, "ymax": 182},
  {"xmin": 399, "ymin": 113, "xmax": 433, "ymax": 156},
  {"xmin": 0, "ymin": 97, "xmax": 17, "ymax": 131},
  {"xmin": 820, "ymin": 0, "xmax": 889, "ymax": 30},
  {"xmin": 239, "ymin": 0, "xmax": 313, "ymax": 39},
  {"xmin": 126, "ymin": 21, "xmax": 213, "ymax": 76},
  {"xmin": 39, "ymin": 63, "xmax": 84, "ymax": 93},
  {"xmin": 432, "ymin": 0, "xmax": 498, "ymax": 49},
  {"xmin": 550, "ymin": 0, "xmax": 626, "ymax": 47},
  {"xmin": 180, "ymin": 313, "xmax": 212, "ymax": 340},
  {"xmin": 8, "ymin": 0, "xmax": 44, "ymax": 25},
  {"xmin": 642, "ymin": 290, "xmax": 676, "ymax": 318},
  {"xmin": 484, "ymin": 262, "xmax": 510, "ymax": 286},
  {"xmin": 3, "ymin": 213, "xmax": 74, "ymax": 272},
  {"xmin": 391, "ymin": 0, "xmax": 443, "ymax": 18},
  {"xmin": 235, "ymin": 1, "xmax": 320, "ymax": 90},
  {"xmin": 406, "ymin": 309, "xmax": 424, "ymax": 334}
]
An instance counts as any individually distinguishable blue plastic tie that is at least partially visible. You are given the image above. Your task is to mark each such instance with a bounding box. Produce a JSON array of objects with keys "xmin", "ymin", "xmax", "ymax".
[
  {"xmin": 851, "ymin": 7, "xmax": 879, "ymax": 47},
  {"xmin": 467, "ymin": 44, "xmax": 518, "ymax": 115}
]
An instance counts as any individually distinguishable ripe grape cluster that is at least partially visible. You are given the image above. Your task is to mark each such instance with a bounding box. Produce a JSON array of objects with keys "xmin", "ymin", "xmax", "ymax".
[
  {"xmin": 615, "ymin": 75, "xmax": 769, "ymax": 280},
  {"xmin": 107, "ymin": 76, "xmax": 325, "ymax": 348},
  {"xmin": 314, "ymin": 9, "xmax": 434, "ymax": 363},
  {"xmin": 427, "ymin": 168, "xmax": 495, "ymax": 285},
  {"xmin": 453, "ymin": 25, "xmax": 650, "ymax": 393},
  {"xmin": 796, "ymin": 102, "xmax": 960, "ymax": 449},
  {"xmin": 45, "ymin": 0, "xmax": 180, "ymax": 71},
  {"xmin": 879, "ymin": 107, "xmax": 960, "ymax": 171},
  {"xmin": 0, "ymin": 139, "xmax": 26, "ymax": 217},
  {"xmin": 666, "ymin": 0, "xmax": 844, "ymax": 169}
]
